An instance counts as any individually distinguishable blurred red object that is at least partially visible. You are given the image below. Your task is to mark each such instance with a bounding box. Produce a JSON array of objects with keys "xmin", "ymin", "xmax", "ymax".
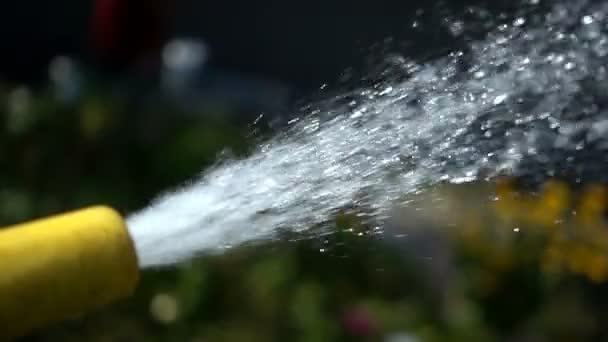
[
  {"xmin": 342, "ymin": 307, "xmax": 378, "ymax": 337},
  {"xmin": 90, "ymin": 0, "xmax": 172, "ymax": 72}
]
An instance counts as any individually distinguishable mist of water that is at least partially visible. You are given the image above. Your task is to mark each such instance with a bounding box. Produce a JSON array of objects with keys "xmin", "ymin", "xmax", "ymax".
[{"xmin": 128, "ymin": 0, "xmax": 608, "ymax": 268}]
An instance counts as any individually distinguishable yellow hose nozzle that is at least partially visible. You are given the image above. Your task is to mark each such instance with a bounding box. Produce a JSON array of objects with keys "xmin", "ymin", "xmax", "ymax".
[{"xmin": 0, "ymin": 206, "xmax": 140, "ymax": 340}]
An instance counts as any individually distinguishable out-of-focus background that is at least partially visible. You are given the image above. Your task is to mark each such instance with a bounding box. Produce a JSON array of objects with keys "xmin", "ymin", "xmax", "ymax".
[{"xmin": 3, "ymin": 0, "xmax": 608, "ymax": 341}]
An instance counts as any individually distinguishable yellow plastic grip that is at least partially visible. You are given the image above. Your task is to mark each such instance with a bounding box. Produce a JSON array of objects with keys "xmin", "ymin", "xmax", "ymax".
[{"xmin": 0, "ymin": 206, "xmax": 139, "ymax": 340}]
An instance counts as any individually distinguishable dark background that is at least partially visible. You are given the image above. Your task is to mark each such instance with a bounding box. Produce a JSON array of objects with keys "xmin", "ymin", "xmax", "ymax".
[{"xmin": 0, "ymin": 0, "xmax": 521, "ymax": 91}]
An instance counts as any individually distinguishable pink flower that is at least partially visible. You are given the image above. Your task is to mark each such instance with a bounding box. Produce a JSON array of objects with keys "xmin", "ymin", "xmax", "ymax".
[{"xmin": 342, "ymin": 307, "xmax": 378, "ymax": 336}]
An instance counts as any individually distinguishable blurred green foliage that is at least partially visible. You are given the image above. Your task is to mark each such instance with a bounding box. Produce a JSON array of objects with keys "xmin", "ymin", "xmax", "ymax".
[{"xmin": 4, "ymin": 81, "xmax": 608, "ymax": 341}]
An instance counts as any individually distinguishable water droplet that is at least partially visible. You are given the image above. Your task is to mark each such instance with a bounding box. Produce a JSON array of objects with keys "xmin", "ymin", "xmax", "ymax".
[
  {"xmin": 350, "ymin": 110, "xmax": 364, "ymax": 119},
  {"xmin": 593, "ymin": 38, "xmax": 608, "ymax": 57},
  {"xmin": 449, "ymin": 21, "xmax": 465, "ymax": 37},
  {"xmin": 496, "ymin": 36, "xmax": 509, "ymax": 45},
  {"xmin": 378, "ymin": 86, "xmax": 393, "ymax": 96},
  {"xmin": 493, "ymin": 94, "xmax": 508, "ymax": 105},
  {"xmin": 582, "ymin": 15, "xmax": 594, "ymax": 24},
  {"xmin": 474, "ymin": 70, "xmax": 486, "ymax": 79},
  {"xmin": 513, "ymin": 17, "xmax": 526, "ymax": 27}
]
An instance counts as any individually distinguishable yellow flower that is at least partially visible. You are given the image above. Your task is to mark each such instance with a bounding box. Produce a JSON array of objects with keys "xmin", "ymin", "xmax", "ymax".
[
  {"xmin": 585, "ymin": 254, "xmax": 608, "ymax": 283},
  {"xmin": 529, "ymin": 180, "xmax": 570, "ymax": 228},
  {"xmin": 492, "ymin": 178, "xmax": 524, "ymax": 222},
  {"xmin": 576, "ymin": 185, "xmax": 606, "ymax": 226}
]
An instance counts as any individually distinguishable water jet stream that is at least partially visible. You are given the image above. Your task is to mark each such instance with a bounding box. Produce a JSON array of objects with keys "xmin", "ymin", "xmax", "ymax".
[{"xmin": 128, "ymin": 0, "xmax": 608, "ymax": 267}]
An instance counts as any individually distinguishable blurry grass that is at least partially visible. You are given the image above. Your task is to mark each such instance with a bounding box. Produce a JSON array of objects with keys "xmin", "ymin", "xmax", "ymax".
[{"xmin": 4, "ymin": 83, "xmax": 608, "ymax": 341}]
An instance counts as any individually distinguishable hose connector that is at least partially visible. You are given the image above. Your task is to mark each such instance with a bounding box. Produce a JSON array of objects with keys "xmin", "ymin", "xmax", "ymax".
[{"xmin": 0, "ymin": 206, "xmax": 139, "ymax": 340}]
